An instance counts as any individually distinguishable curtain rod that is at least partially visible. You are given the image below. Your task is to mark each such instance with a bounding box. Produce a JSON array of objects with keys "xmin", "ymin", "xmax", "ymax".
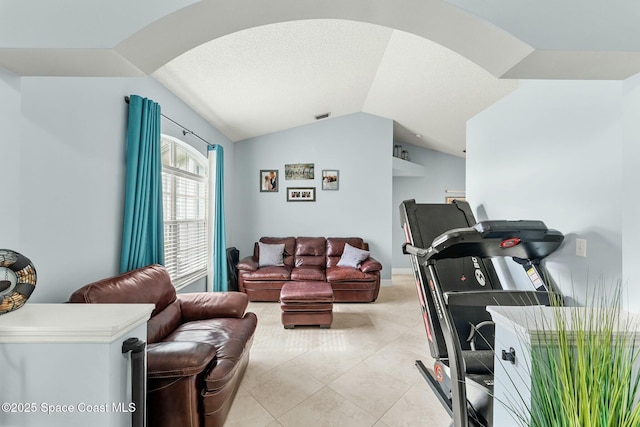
[{"xmin": 124, "ymin": 96, "xmax": 214, "ymax": 149}]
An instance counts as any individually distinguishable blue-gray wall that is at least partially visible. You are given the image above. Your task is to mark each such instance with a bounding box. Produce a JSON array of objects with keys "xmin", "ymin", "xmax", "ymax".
[
  {"xmin": 233, "ymin": 113, "xmax": 393, "ymax": 280},
  {"xmin": 11, "ymin": 68, "xmax": 640, "ymax": 306},
  {"xmin": 622, "ymin": 73, "xmax": 640, "ymax": 312},
  {"xmin": 392, "ymin": 143, "xmax": 466, "ymax": 270},
  {"xmin": 466, "ymin": 79, "xmax": 634, "ymax": 306},
  {"xmin": 0, "ymin": 68, "xmax": 21, "ymax": 250},
  {"xmin": 0, "ymin": 70, "xmax": 231, "ymax": 301}
]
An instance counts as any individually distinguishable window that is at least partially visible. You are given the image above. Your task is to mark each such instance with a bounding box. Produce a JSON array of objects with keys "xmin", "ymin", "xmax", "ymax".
[{"xmin": 161, "ymin": 135, "xmax": 208, "ymax": 288}]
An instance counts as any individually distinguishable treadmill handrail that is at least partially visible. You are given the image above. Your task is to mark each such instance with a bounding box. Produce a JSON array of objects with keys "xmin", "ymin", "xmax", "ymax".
[
  {"xmin": 443, "ymin": 290, "xmax": 557, "ymax": 307},
  {"xmin": 402, "ymin": 242, "xmax": 430, "ymax": 258}
]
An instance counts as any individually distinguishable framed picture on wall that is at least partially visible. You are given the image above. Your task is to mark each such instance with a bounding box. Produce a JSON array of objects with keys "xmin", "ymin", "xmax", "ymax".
[
  {"xmin": 446, "ymin": 196, "xmax": 466, "ymax": 204},
  {"xmin": 287, "ymin": 187, "xmax": 316, "ymax": 202},
  {"xmin": 260, "ymin": 170, "xmax": 278, "ymax": 192},
  {"xmin": 285, "ymin": 163, "xmax": 314, "ymax": 180},
  {"xmin": 322, "ymin": 170, "xmax": 339, "ymax": 190}
]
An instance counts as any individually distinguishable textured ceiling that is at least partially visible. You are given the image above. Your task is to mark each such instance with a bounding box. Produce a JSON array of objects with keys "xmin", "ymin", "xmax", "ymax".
[
  {"xmin": 2, "ymin": 0, "xmax": 640, "ymax": 157},
  {"xmin": 153, "ymin": 21, "xmax": 395, "ymax": 142},
  {"xmin": 153, "ymin": 20, "xmax": 517, "ymax": 156}
]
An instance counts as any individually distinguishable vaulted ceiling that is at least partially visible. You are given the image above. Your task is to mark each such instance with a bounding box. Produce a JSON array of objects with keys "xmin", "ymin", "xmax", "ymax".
[{"xmin": 2, "ymin": 0, "xmax": 639, "ymax": 157}]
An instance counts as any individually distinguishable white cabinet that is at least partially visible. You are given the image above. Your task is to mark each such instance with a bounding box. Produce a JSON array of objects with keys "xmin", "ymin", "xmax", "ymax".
[
  {"xmin": 488, "ymin": 306, "xmax": 534, "ymax": 425},
  {"xmin": 0, "ymin": 303, "xmax": 153, "ymax": 427}
]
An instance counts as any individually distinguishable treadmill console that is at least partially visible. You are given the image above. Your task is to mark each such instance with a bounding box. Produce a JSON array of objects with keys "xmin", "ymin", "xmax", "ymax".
[
  {"xmin": 473, "ymin": 220, "xmax": 549, "ymax": 238},
  {"xmin": 429, "ymin": 220, "xmax": 564, "ymax": 261}
]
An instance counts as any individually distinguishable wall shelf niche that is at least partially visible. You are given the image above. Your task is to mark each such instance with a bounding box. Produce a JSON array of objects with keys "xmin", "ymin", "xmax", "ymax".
[{"xmin": 393, "ymin": 156, "xmax": 425, "ymax": 177}]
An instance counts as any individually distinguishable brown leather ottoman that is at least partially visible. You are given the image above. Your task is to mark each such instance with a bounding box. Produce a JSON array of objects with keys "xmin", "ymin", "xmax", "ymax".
[{"xmin": 280, "ymin": 281, "xmax": 334, "ymax": 329}]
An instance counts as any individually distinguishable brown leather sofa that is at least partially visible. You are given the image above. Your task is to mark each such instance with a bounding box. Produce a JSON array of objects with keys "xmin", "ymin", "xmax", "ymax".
[
  {"xmin": 237, "ymin": 236, "xmax": 382, "ymax": 302},
  {"xmin": 68, "ymin": 264, "xmax": 257, "ymax": 427}
]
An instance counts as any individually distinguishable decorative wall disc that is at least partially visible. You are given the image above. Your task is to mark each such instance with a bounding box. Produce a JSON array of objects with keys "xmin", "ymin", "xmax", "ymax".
[{"xmin": 0, "ymin": 250, "xmax": 37, "ymax": 314}]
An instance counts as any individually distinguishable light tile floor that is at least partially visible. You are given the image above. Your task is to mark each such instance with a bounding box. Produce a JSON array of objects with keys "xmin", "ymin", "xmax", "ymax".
[{"xmin": 225, "ymin": 275, "xmax": 452, "ymax": 427}]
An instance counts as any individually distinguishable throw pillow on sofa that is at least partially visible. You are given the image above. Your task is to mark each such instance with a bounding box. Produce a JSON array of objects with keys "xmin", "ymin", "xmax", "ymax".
[
  {"xmin": 337, "ymin": 243, "xmax": 370, "ymax": 268},
  {"xmin": 258, "ymin": 242, "xmax": 285, "ymax": 267}
]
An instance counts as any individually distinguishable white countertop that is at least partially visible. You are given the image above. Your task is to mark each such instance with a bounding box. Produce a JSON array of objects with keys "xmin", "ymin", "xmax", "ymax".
[
  {"xmin": 488, "ymin": 305, "xmax": 640, "ymax": 345},
  {"xmin": 0, "ymin": 303, "xmax": 154, "ymax": 343}
]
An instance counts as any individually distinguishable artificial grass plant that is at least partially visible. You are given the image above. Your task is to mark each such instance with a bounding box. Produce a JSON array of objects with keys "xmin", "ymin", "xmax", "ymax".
[{"xmin": 516, "ymin": 288, "xmax": 640, "ymax": 427}]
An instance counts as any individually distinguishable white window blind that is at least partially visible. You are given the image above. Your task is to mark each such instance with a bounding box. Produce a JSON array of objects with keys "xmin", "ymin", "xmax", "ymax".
[{"xmin": 161, "ymin": 136, "xmax": 208, "ymax": 288}]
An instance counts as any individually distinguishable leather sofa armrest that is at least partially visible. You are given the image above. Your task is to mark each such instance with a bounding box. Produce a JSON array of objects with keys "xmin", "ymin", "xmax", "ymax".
[
  {"xmin": 360, "ymin": 257, "xmax": 383, "ymax": 273},
  {"xmin": 237, "ymin": 256, "xmax": 258, "ymax": 272},
  {"xmin": 147, "ymin": 341, "xmax": 217, "ymax": 379},
  {"xmin": 178, "ymin": 292, "xmax": 249, "ymax": 321}
]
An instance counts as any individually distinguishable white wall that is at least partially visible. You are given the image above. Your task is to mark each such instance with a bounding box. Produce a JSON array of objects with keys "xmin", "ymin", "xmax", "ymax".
[
  {"xmin": 467, "ymin": 80, "xmax": 624, "ymax": 304},
  {"xmin": 392, "ymin": 143, "xmax": 466, "ymax": 269},
  {"xmin": 233, "ymin": 113, "xmax": 393, "ymax": 280},
  {"xmin": 0, "ymin": 72, "xmax": 231, "ymax": 301}
]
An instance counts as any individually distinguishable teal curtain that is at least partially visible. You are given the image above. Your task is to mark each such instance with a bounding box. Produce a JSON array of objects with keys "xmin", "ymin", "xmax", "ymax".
[
  {"xmin": 120, "ymin": 95, "xmax": 164, "ymax": 273},
  {"xmin": 210, "ymin": 144, "xmax": 228, "ymax": 291}
]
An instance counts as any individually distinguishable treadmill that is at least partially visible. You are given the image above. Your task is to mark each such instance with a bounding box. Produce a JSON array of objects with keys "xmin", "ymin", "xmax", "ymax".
[{"xmin": 399, "ymin": 199, "xmax": 564, "ymax": 427}]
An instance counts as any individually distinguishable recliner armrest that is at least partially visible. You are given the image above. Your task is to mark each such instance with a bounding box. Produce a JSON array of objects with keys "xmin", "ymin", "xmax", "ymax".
[
  {"xmin": 236, "ymin": 256, "xmax": 258, "ymax": 272},
  {"xmin": 360, "ymin": 257, "xmax": 382, "ymax": 273},
  {"xmin": 178, "ymin": 292, "xmax": 249, "ymax": 321},
  {"xmin": 147, "ymin": 341, "xmax": 217, "ymax": 379}
]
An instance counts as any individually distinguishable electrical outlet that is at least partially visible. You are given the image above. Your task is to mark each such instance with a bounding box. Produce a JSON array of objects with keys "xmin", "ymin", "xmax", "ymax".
[{"xmin": 576, "ymin": 238, "xmax": 587, "ymax": 257}]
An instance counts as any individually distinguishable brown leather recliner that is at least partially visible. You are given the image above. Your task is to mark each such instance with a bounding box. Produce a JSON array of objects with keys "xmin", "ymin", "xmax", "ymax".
[
  {"xmin": 68, "ymin": 264, "xmax": 257, "ymax": 427},
  {"xmin": 237, "ymin": 236, "xmax": 382, "ymax": 302}
]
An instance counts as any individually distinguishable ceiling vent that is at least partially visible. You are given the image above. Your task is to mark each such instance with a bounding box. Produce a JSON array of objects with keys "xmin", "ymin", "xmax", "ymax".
[{"xmin": 315, "ymin": 112, "xmax": 330, "ymax": 120}]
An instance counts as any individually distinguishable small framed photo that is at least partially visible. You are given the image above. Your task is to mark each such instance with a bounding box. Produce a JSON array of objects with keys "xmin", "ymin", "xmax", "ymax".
[
  {"xmin": 287, "ymin": 187, "xmax": 316, "ymax": 202},
  {"xmin": 322, "ymin": 170, "xmax": 339, "ymax": 190},
  {"xmin": 446, "ymin": 196, "xmax": 466, "ymax": 204},
  {"xmin": 260, "ymin": 170, "xmax": 278, "ymax": 192}
]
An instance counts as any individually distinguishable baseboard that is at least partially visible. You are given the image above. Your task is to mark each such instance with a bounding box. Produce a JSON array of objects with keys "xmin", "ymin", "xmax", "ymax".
[
  {"xmin": 380, "ymin": 279, "xmax": 393, "ymax": 287},
  {"xmin": 392, "ymin": 268, "xmax": 413, "ymax": 275}
]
